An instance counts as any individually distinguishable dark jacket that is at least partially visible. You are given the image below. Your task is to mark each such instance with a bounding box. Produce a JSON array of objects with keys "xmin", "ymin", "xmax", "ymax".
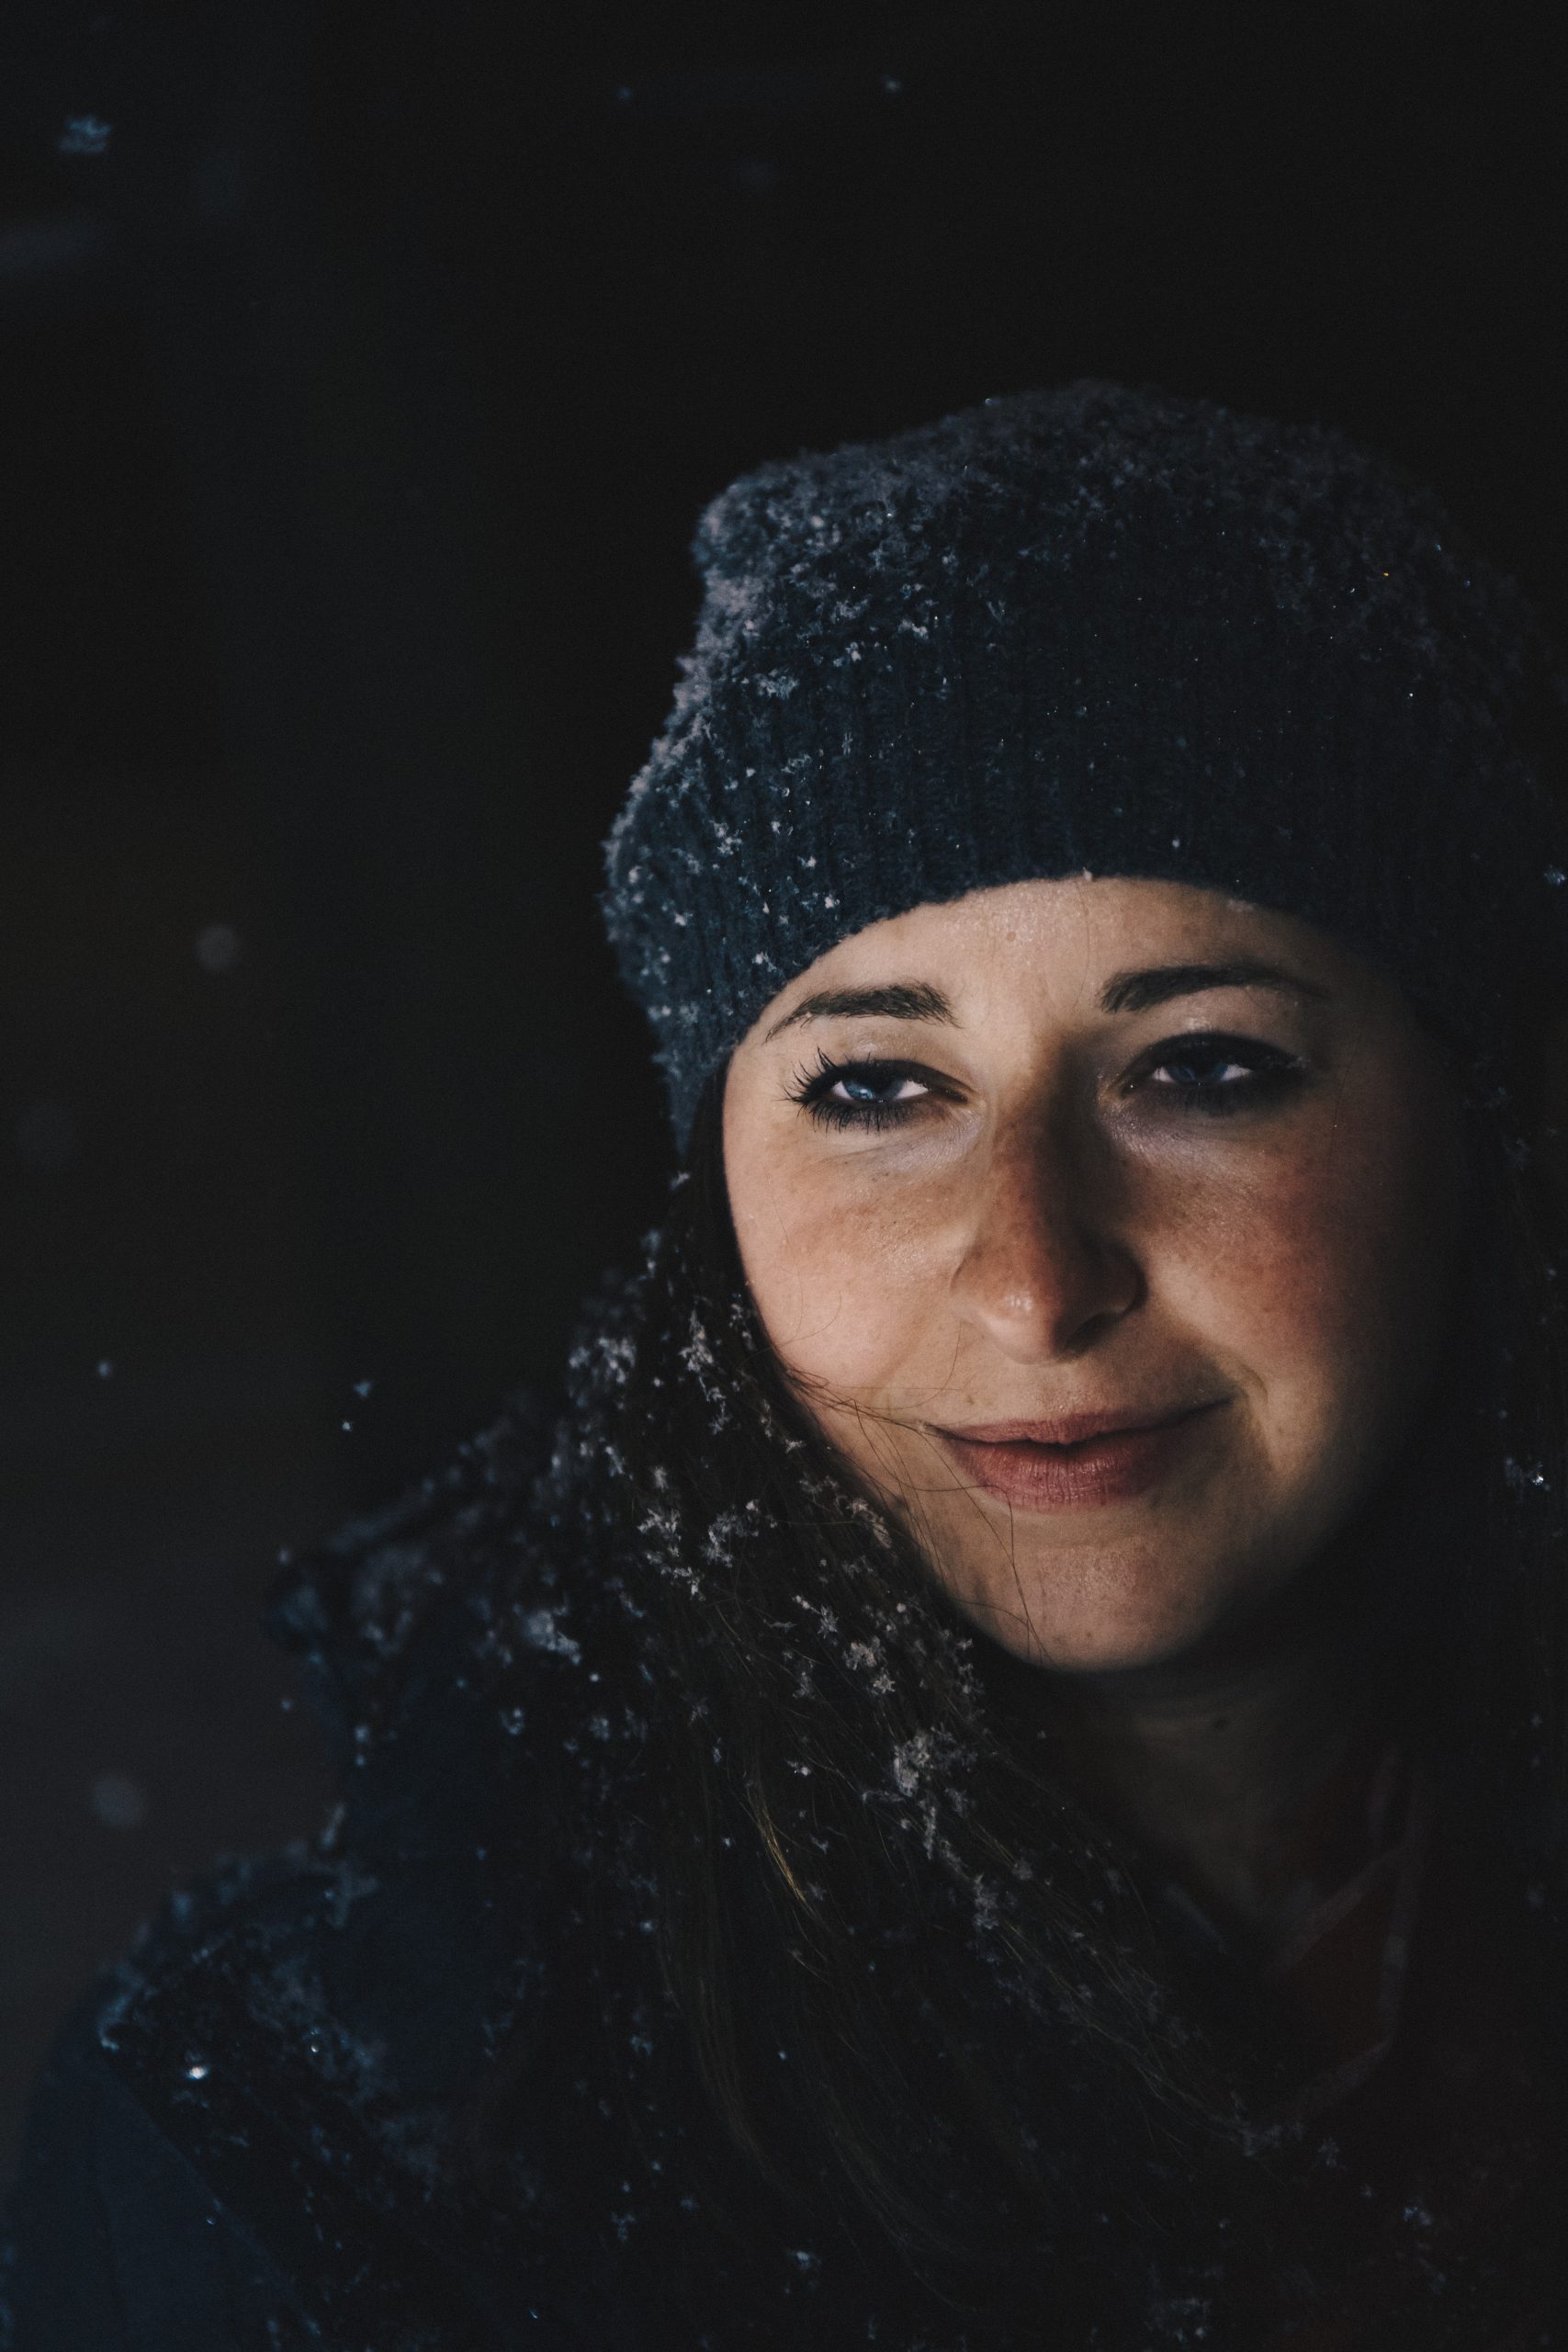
[
  {"xmin": 6, "ymin": 1394, "xmax": 1568, "ymax": 2351},
  {"xmin": 0, "ymin": 1401, "xmax": 952, "ymax": 2352}
]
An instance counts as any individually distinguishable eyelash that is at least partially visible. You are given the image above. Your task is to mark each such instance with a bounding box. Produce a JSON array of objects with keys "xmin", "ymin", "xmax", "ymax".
[{"xmin": 785, "ymin": 1035, "xmax": 1308, "ymax": 1132}]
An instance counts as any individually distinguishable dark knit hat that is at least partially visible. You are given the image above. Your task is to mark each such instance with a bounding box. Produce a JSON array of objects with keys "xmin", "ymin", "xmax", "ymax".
[{"xmin": 603, "ymin": 380, "xmax": 1568, "ymax": 1151}]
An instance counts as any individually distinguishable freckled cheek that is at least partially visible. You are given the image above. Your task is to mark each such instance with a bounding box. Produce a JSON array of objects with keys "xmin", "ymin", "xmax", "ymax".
[
  {"xmin": 1168, "ymin": 1129, "xmax": 1445, "ymax": 1436},
  {"xmin": 744, "ymin": 1175, "xmax": 951, "ymax": 1396}
]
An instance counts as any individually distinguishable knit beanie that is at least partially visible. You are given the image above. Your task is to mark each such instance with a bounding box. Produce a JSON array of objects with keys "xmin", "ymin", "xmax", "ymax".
[{"xmin": 602, "ymin": 380, "xmax": 1568, "ymax": 1152}]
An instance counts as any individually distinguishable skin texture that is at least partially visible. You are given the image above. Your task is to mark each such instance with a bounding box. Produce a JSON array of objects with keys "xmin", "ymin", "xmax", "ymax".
[{"xmin": 722, "ymin": 876, "xmax": 1469, "ymax": 1939}]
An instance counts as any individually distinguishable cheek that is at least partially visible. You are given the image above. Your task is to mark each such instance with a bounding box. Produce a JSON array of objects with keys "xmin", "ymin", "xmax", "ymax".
[
  {"xmin": 732, "ymin": 1159, "xmax": 952, "ymax": 1396},
  {"xmin": 1162, "ymin": 1100, "xmax": 1452, "ymax": 1443}
]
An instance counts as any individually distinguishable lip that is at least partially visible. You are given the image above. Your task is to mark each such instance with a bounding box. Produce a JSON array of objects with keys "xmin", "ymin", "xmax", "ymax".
[{"xmin": 931, "ymin": 1399, "xmax": 1225, "ymax": 1512}]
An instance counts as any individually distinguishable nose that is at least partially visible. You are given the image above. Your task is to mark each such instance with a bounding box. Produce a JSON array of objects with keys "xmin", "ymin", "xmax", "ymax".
[{"xmin": 950, "ymin": 1101, "xmax": 1144, "ymax": 1363}]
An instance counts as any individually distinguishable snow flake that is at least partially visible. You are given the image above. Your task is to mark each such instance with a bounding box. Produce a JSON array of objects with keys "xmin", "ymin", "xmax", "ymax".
[{"xmin": 520, "ymin": 1608, "xmax": 582, "ymax": 1663}]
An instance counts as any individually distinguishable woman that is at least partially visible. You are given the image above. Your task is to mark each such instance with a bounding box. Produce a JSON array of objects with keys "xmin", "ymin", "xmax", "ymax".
[{"xmin": 8, "ymin": 381, "xmax": 1568, "ymax": 2348}]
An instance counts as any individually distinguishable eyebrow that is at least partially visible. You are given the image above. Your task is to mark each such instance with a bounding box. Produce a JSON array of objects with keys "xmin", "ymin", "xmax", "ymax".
[
  {"xmin": 762, "ymin": 981, "xmax": 957, "ymax": 1041},
  {"xmin": 761, "ymin": 959, "xmax": 1329, "ymax": 1042},
  {"xmin": 1098, "ymin": 959, "xmax": 1332, "ymax": 1015}
]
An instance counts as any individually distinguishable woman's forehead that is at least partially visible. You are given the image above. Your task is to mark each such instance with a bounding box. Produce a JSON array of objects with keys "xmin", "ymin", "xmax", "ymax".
[{"xmin": 748, "ymin": 876, "xmax": 1358, "ymax": 1032}]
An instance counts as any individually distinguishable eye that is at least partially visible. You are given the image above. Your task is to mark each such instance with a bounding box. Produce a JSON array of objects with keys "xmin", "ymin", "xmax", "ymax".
[
  {"xmin": 786, "ymin": 1051, "xmax": 941, "ymax": 1132},
  {"xmin": 1132, "ymin": 1030, "xmax": 1306, "ymax": 1115}
]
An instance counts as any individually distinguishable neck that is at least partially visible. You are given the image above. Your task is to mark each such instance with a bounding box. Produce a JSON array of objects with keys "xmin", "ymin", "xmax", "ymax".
[
  {"xmin": 968, "ymin": 1532, "xmax": 1397, "ymax": 1956},
  {"xmin": 1057, "ymin": 1625, "xmax": 1379, "ymax": 1952}
]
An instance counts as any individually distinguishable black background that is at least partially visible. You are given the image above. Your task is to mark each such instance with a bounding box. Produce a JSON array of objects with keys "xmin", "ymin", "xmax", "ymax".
[{"xmin": 0, "ymin": 0, "xmax": 1563, "ymax": 2177}]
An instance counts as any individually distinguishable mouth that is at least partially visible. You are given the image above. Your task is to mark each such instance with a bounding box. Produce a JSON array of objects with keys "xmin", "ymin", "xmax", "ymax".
[{"xmin": 930, "ymin": 1399, "xmax": 1226, "ymax": 1512}]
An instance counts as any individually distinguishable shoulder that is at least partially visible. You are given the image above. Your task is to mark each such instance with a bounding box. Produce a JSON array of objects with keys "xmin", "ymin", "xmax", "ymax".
[
  {"xmin": 6, "ymin": 1852, "xmax": 626, "ymax": 2350},
  {"xmin": 5, "ymin": 1396, "xmax": 645, "ymax": 2351},
  {"xmin": 2, "ymin": 1946, "xmax": 298, "ymax": 2351}
]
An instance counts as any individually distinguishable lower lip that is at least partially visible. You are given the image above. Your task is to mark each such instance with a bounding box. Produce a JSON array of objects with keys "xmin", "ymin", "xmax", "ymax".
[{"xmin": 934, "ymin": 1407, "xmax": 1221, "ymax": 1512}]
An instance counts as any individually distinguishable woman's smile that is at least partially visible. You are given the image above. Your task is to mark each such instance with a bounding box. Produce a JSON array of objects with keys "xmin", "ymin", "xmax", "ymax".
[{"xmin": 931, "ymin": 1397, "xmax": 1229, "ymax": 1511}]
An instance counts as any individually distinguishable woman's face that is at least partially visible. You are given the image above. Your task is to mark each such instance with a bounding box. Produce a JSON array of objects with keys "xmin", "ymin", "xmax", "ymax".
[{"xmin": 722, "ymin": 877, "xmax": 1465, "ymax": 1672}]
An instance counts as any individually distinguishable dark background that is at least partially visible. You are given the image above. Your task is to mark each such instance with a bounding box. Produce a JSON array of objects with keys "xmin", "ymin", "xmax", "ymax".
[{"xmin": 0, "ymin": 0, "xmax": 1563, "ymax": 2179}]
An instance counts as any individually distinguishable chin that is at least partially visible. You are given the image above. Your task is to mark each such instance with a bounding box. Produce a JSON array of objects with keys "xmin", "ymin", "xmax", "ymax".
[
  {"xmin": 953, "ymin": 1566, "xmax": 1236, "ymax": 1676},
  {"xmin": 984, "ymin": 1619, "xmax": 1217, "ymax": 1675}
]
